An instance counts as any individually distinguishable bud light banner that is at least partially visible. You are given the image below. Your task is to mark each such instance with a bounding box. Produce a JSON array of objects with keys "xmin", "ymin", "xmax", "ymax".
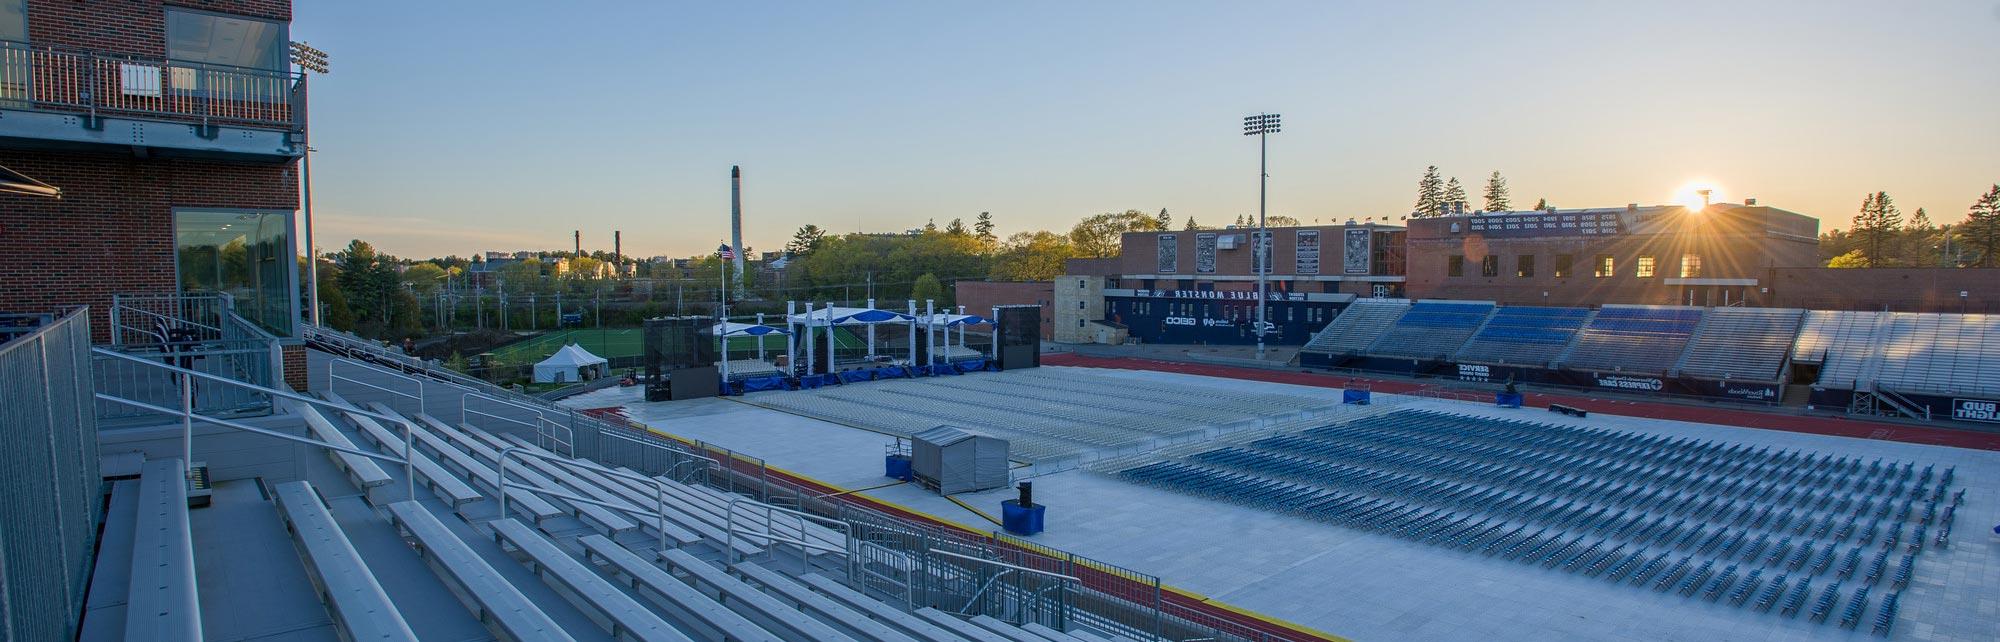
[{"xmin": 1953, "ymin": 398, "xmax": 2000, "ymax": 423}]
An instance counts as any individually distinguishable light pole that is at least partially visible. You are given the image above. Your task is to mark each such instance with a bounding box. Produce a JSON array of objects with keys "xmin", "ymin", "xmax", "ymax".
[
  {"xmin": 1243, "ymin": 113, "xmax": 1280, "ymax": 359},
  {"xmin": 289, "ymin": 41, "xmax": 329, "ymax": 326}
]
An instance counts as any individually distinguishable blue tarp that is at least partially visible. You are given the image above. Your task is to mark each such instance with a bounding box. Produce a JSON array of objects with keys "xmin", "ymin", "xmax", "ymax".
[
  {"xmin": 798, "ymin": 373, "xmax": 838, "ymax": 389},
  {"xmin": 740, "ymin": 376, "xmax": 787, "ymax": 392},
  {"xmin": 872, "ymin": 366, "xmax": 909, "ymax": 380},
  {"xmin": 1343, "ymin": 389, "xmax": 1372, "ymax": 405},
  {"xmin": 1495, "ymin": 392, "xmax": 1524, "ymax": 408},
  {"xmin": 838, "ymin": 369, "xmax": 875, "ymax": 384},
  {"xmin": 955, "ymin": 359, "xmax": 989, "ymax": 373}
]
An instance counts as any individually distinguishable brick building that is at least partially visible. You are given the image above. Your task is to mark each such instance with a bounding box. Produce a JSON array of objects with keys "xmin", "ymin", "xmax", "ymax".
[
  {"xmin": 0, "ymin": 1, "xmax": 307, "ymax": 381},
  {"xmin": 1403, "ymin": 203, "xmax": 1820, "ymax": 307},
  {"xmin": 955, "ymin": 280, "xmax": 1052, "ymax": 339}
]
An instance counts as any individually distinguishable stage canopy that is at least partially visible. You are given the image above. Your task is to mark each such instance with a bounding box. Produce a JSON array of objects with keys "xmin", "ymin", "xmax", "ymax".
[
  {"xmin": 787, "ymin": 306, "xmax": 914, "ymax": 326},
  {"xmin": 712, "ymin": 321, "xmax": 790, "ymax": 337},
  {"xmin": 919, "ymin": 313, "xmax": 988, "ymax": 327}
]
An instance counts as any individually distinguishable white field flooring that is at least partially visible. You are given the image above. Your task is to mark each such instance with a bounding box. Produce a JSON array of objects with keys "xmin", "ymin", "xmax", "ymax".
[{"xmin": 560, "ymin": 368, "xmax": 2000, "ymax": 642}]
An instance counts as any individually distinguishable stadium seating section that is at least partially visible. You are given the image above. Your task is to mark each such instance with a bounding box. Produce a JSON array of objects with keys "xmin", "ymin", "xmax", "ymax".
[
  {"xmin": 1299, "ymin": 300, "xmax": 1411, "ymax": 355},
  {"xmin": 1678, "ymin": 308, "xmax": 1807, "ymax": 382},
  {"xmin": 1452, "ymin": 306, "xmax": 1593, "ymax": 367},
  {"xmin": 1120, "ymin": 409, "xmax": 1958, "ymax": 637},
  {"xmin": 1364, "ymin": 302, "xmax": 1496, "ymax": 360},
  {"xmin": 1871, "ymin": 313, "xmax": 2000, "ymax": 397},
  {"xmin": 1558, "ymin": 305, "xmax": 1705, "ymax": 375}
]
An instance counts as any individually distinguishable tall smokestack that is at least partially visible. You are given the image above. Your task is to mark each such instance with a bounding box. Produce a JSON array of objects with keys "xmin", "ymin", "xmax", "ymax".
[
  {"xmin": 574, "ymin": 230, "xmax": 581, "ymax": 256},
  {"xmin": 730, "ymin": 166, "xmax": 746, "ymax": 299},
  {"xmin": 614, "ymin": 231, "xmax": 621, "ymax": 264}
]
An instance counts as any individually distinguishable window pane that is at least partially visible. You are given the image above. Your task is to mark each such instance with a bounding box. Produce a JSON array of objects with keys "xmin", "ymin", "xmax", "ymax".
[
  {"xmin": 166, "ymin": 9, "xmax": 289, "ymax": 70},
  {"xmin": 1681, "ymin": 254, "xmax": 1702, "ymax": 278},
  {"xmin": 1554, "ymin": 254, "xmax": 1572, "ymax": 278},
  {"xmin": 0, "ymin": 0, "xmax": 24, "ymax": 42},
  {"xmin": 1481, "ymin": 256, "xmax": 1499, "ymax": 277},
  {"xmin": 176, "ymin": 210, "xmax": 295, "ymax": 336},
  {"xmin": 1517, "ymin": 255, "xmax": 1535, "ymax": 278}
]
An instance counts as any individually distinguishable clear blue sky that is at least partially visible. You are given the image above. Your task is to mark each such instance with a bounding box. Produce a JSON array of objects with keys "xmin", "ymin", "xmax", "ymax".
[{"xmin": 294, "ymin": 1, "xmax": 2000, "ymax": 260}]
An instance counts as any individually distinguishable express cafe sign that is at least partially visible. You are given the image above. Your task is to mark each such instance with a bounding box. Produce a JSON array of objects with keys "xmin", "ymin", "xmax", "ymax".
[{"xmin": 1134, "ymin": 289, "xmax": 1309, "ymax": 302}]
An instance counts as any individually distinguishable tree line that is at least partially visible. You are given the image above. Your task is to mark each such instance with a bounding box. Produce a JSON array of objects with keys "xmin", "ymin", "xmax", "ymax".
[{"xmin": 1821, "ymin": 185, "xmax": 2000, "ymax": 268}]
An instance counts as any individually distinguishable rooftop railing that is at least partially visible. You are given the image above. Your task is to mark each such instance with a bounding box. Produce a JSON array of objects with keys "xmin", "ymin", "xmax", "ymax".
[{"xmin": 0, "ymin": 41, "xmax": 302, "ymax": 130}]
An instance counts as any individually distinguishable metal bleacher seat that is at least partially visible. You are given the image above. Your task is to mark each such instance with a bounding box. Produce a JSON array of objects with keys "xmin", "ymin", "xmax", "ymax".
[
  {"xmin": 401, "ymin": 409, "xmax": 636, "ymax": 536},
  {"xmin": 486, "ymin": 518, "xmax": 691, "ymax": 641},
  {"xmin": 271, "ymin": 481, "xmax": 417, "ymax": 641},
  {"xmin": 126, "ymin": 458, "xmax": 201, "ymax": 641},
  {"xmin": 655, "ymin": 547, "xmax": 857, "ymax": 641},
  {"xmin": 1870, "ymin": 312, "xmax": 2000, "ymax": 397},
  {"xmin": 470, "ymin": 429, "xmax": 703, "ymax": 548},
  {"xmin": 354, "ymin": 401, "xmax": 564, "ymax": 525},
  {"xmin": 578, "ymin": 534, "xmax": 785, "ymax": 642},
  {"xmin": 1558, "ymin": 305, "xmax": 1704, "ymax": 374},
  {"xmin": 1678, "ymin": 307, "xmax": 1805, "ymax": 381},
  {"xmin": 1299, "ymin": 300, "xmax": 1411, "ymax": 356},
  {"xmin": 968, "ymin": 614, "xmax": 1052, "ymax": 642},
  {"xmin": 916, "ymin": 608, "xmax": 1006, "ymax": 641},
  {"xmin": 384, "ymin": 501, "xmax": 577, "ymax": 641},
  {"xmin": 798, "ymin": 572, "xmax": 978, "ymax": 642},
  {"xmin": 731, "ymin": 561, "xmax": 919, "ymax": 642},
  {"xmin": 320, "ymin": 391, "xmax": 483, "ymax": 508},
  {"xmin": 297, "ymin": 402, "xmax": 394, "ymax": 495},
  {"xmin": 1453, "ymin": 306, "xmax": 1591, "ymax": 367},
  {"xmin": 1363, "ymin": 301, "xmax": 1495, "ymax": 360}
]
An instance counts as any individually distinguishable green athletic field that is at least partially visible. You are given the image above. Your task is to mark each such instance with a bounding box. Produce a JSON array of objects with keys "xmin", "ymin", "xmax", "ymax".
[{"xmin": 485, "ymin": 326, "xmax": 864, "ymax": 364}]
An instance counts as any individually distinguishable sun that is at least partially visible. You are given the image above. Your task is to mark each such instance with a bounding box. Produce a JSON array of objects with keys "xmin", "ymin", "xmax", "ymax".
[{"xmin": 1673, "ymin": 181, "xmax": 1724, "ymax": 212}]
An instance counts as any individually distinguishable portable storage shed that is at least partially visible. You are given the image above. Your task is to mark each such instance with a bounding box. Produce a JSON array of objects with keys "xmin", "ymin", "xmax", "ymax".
[{"xmin": 910, "ymin": 425, "xmax": 1009, "ymax": 495}]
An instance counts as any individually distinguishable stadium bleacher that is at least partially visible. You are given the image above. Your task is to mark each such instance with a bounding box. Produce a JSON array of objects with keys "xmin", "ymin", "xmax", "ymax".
[
  {"xmin": 1117, "ymin": 409, "xmax": 1958, "ymax": 634},
  {"xmin": 1870, "ymin": 313, "xmax": 2000, "ymax": 398},
  {"xmin": 1298, "ymin": 300, "xmax": 1411, "ymax": 356},
  {"xmin": 1678, "ymin": 307, "xmax": 1806, "ymax": 382},
  {"xmin": 1558, "ymin": 305, "xmax": 1706, "ymax": 374},
  {"xmin": 1452, "ymin": 306, "xmax": 1593, "ymax": 367},
  {"xmin": 1363, "ymin": 301, "xmax": 1495, "ymax": 360}
]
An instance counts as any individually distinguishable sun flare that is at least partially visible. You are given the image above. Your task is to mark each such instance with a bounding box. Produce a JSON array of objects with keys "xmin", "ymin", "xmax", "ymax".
[{"xmin": 1673, "ymin": 181, "xmax": 1724, "ymax": 211}]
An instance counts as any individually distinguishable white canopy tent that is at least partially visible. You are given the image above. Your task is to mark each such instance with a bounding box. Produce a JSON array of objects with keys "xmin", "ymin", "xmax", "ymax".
[
  {"xmin": 532, "ymin": 343, "xmax": 608, "ymax": 383},
  {"xmin": 919, "ymin": 312, "xmax": 989, "ymax": 366},
  {"xmin": 786, "ymin": 302, "xmax": 920, "ymax": 375},
  {"xmin": 713, "ymin": 318, "xmax": 790, "ymax": 380}
]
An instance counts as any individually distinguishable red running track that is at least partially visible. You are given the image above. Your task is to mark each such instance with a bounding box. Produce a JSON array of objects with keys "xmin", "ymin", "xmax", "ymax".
[{"xmin": 1044, "ymin": 352, "xmax": 2000, "ymax": 452}]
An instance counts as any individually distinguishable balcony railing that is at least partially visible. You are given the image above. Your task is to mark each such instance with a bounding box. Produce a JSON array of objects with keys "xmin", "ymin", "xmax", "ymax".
[{"xmin": 0, "ymin": 41, "xmax": 302, "ymax": 129}]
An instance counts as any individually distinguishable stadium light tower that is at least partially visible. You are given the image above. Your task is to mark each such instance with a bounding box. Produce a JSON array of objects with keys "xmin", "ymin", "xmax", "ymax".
[
  {"xmin": 290, "ymin": 41, "xmax": 329, "ymax": 325},
  {"xmin": 1243, "ymin": 113, "xmax": 1280, "ymax": 360}
]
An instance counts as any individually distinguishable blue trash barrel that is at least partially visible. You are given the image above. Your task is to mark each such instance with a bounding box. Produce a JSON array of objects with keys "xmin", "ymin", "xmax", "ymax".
[
  {"xmin": 1002, "ymin": 499, "xmax": 1046, "ymax": 536},
  {"xmin": 884, "ymin": 455, "xmax": 912, "ymax": 481}
]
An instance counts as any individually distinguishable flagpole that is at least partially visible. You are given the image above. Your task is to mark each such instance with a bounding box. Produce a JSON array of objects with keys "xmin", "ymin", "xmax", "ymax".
[{"xmin": 718, "ymin": 244, "xmax": 730, "ymax": 382}]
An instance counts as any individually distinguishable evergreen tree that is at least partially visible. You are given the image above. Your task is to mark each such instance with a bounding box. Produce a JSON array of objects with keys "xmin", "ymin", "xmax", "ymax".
[
  {"xmin": 1903, "ymin": 207, "xmax": 1935, "ymax": 266},
  {"xmin": 1235, "ymin": 214, "xmax": 1246, "ymax": 226},
  {"xmin": 1183, "ymin": 216, "xmax": 1201, "ymax": 231},
  {"xmin": 1413, "ymin": 165, "xmax": 1444, "ymax": 217},
  {"xmin": 1851, "ymin": 191, "xmax": 1903, "ymax": 268},
  {"xmin": 1533, "ymin": 197, "xmax": 1548, "ymax": 211},
  {"xmin": 1156, "ymin": 208, "xmax": 1172, "ymax": 230},
  {"xmin": 974, "ymin": 212, "xmax": 996, "ymax": 243},
  {"xmin": 787, "ymin": 224, "xmax": 827, "ymax": 256},
  {"xmin": 924, "ymin": 218, "xmax": 938, "ymax": 233},
  {"xmin": 1443, "ymin": 177, "xmax": 1468, "ymax": 214},
  {"xmin": 1483, "ymin": 171, "xmax": 1512, "ymax": 212},
  {"xmin": 1966, "ymin": 184, "xmax": 2000, "ymax": 268},
  {"xmin": 945, "ymin": 217, "xmax": 968, "ymax": 235}
]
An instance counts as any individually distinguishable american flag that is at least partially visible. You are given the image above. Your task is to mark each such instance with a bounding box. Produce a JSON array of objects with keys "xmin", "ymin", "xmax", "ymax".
[{"xmin": 717, "ymin": 243, "xmax": 734, "ymax": 260}]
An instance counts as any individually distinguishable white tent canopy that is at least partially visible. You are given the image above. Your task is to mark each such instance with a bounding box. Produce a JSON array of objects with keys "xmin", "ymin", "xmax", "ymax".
[
  {"xmin": 919, "ymin": 313, "xmax": 988, "ymax": 327},
  {"xmin": 533, "ymin": 343, "xmax": 608, "ymax": 384},
  {"xmin": 786, "ymin": 306, "xmax": 914, "ymax": 326},
  {"xmin": 712, "ymin": 321, "xmax": 790, "ymax": 337}
]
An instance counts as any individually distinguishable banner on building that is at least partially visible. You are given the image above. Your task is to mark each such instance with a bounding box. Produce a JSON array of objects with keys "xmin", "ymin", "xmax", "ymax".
[
  {"xmin": 1954, "ymin": 398, "xmax": 2000, "ymax": 423},
  {"xmin": 1156, "ymin": 234, "xmax": 1177, "ymax": 273},
  {"xmin": 1295, "ymin": 230, "xmax": 1320, "ymax": 275},
  {"xmin": 1251, "ymin": 231, "xmax": 1272, "ymax": 274},
  {"xmin": 1343, "ymin": 228, "xmax": 1371, "ymax": 274},
  {"xmin": 1194, "ymin": 233, "xmax": 1217, "ymax": 274}
]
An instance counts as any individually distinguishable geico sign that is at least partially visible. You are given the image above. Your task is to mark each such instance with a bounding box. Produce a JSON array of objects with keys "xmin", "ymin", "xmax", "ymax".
[{"xmin": 1163, "ymin": 317, "xmax": 1197, "ymax": 326}]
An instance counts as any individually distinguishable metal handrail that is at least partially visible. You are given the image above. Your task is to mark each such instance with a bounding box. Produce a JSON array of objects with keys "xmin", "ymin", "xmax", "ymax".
[
  {"xmin": 0, "ymin": 40, "xmax": 303, "ymax": 128},
  {"xmin": 495, "ymin": 446, "xmax": 674, "ymax": 551},
  {"xmin": 89, "ymin": 347, "xmax": 418, "ymax": 502},
  {"xmin": 461, "ymin": 391, "xmax": 574, "ymax": 457},
  {"xmin": 726, "ymin": 497, "xmax": 852, "ymax": 569},
  {"xmin": 329, "ymin": 357, "xmax": 426, "ymax": 416}
]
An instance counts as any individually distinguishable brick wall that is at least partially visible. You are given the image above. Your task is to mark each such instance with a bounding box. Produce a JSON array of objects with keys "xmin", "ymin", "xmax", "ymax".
[
  {"xmin": 281, "ymin": 342, "xmax": 306, "ymax": 390},
  {"xmin": 26, "ymin": 0, "xmax": 292, "ymax": 55},
  {"xmin": 955, "ymin": 281, "xmax": 1054, "ymax": 339},
  {"xmin": 1768, "ymin": 268, "xmax": 2000, "ymax": 313},
  {"xmin": 0, "ymin": 150, "xmax": 299, "ymax": 341}
]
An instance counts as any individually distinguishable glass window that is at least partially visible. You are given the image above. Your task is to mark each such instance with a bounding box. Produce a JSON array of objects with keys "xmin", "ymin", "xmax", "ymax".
[
  {"xmin": 1681, "ymin": 254, "xmax": 1702, "ymax": 278},
  {"xmin": 1447, "ymin": 255, "xmax": 1464, "ymax": 277},
  {"xmin": 1636, "ymin": 256, "xmax": 1656, "ymax": 278},
  {"xmin": 1553, "ymin": 254, "xmax": 1573, "ymax": 278},
  {"xmin": 1481, "ymin": 256, "xmax": 1499, "ymax": 277},
  {"xmin": 1594, "ymin": 255, "xmax": 1615, "ymax": 278},
  {"xmin": 166, "ymin": 9, "xmax": 289, "ymax": 70},
  {"xmin": 1, "ymin": 0, "xmax": 24, "ymax": 42},
  {"xmin": 176, "ymin": 209, "xmax": 296, "ymax": 336},
  {"xmin": 1516, "ymin": 255, "xmax": 1535, "ymax": 278}
]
